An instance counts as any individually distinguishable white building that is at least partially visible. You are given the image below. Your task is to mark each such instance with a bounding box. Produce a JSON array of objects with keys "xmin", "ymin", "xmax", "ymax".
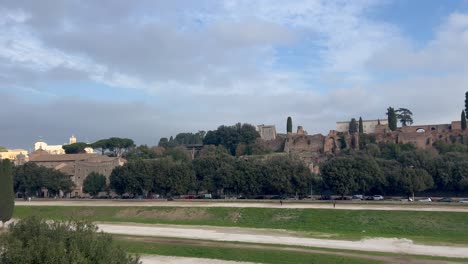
[
  {"xmin": 34, "ymin": 135, "xmax": 94, "ymax": 154},
  {"xmin": 336, "ymin": 119, "xmax": 388, "ymax": 134},
  {"xmin": 257, "ymin": 125, "xmax": 277, "ymax": 140}
]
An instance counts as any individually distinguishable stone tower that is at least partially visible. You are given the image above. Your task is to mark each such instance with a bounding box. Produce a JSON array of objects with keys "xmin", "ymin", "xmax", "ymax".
[{"xmin": 69, "ymin": 135, "xmax": 77, "ymax": 145}]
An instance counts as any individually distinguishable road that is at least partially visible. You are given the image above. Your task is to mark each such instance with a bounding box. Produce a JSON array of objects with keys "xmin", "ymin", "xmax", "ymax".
[
  {"xmin": 15, "ymin": 200, "xmax": 468, "ymax": 212},
  {"xmin": 98, "ymin": 223, "xmax": 468, "ymax": 258}
]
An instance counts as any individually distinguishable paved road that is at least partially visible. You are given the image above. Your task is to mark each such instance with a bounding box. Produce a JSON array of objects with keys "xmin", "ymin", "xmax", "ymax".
[
  {"xmin": 15, "ymin": 200, "xmax": 468, "ymax": 212},
  {"xmin": 98, "ymin": 223, "xmax": 468, "ymax": 258}
]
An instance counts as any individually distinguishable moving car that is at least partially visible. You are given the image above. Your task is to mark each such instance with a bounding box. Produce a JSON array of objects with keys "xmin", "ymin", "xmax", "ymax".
[
  {"xmin": 459, "ymin": 198, "xmax": 468, "ymax": 204},
  {"xmin": 373, "ymin": 195, "xmax": 384, "ymax": 201}
]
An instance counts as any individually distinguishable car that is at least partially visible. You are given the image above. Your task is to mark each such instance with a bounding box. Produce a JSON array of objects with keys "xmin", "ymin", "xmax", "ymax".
[
  {"xmin": 373, "ymin": 195, "xmax": 384, "ymax": 201},
  {"xmin": 417, "ymin": 197, "xmax": 432, "ymax": 202},
  {"xmin": 459, "ymin": 198, "xmax": 468, "ymax": 204},
  {"xmin": 319, "ymin": 195, "xmax": 332, "ymax": 200},
  {"xmin": 437, "ymin": 197, "xmax": 453, "ymax": 203},
  {"xmin": 352, "ymin": 195, "xmax": 364, "ymax": 200}
]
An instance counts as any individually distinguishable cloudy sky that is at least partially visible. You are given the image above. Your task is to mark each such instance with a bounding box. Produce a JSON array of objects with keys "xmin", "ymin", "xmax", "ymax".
[{"xmin": 2, "ymin": 0, "xmax": 468, "ymax": 149}]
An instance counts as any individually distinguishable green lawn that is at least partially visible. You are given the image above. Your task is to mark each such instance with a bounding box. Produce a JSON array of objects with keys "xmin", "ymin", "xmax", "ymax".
[
  {"xmin": 14, "ymin": 206, "xmax": 468, "ymax": 245},
  {"xmin": 116, "ymin": 239, "xmax": 382, "ymax": 264}
]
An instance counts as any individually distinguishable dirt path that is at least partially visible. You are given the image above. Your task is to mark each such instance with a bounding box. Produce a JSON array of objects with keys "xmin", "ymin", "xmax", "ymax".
[
  {"xmin": 140, "ymin": 255, "xmax": 256, "ymax": 264},
  {"xmin": 15, "ymin": 200, "xmax": 468, "ymax": 212},
  {"xmin": 97, "ymin": 223, "xmax": 468, "ymax": 259},
  {"xmin": 126, "ymin": 237, "xmax": 465, "ymax": 264}
]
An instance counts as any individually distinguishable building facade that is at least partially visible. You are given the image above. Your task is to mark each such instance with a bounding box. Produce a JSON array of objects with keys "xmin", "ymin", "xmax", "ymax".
[
  {"xmin": 0, "ymin": 149, "xmax": 28, "ymax": 160},
  {"xmin": 257, "ymin": 125, "xmax": 277, "ymax": 140},
  {"xmin": 28, "ymin": 150, "xmax": 124, "ymax": 197},
  {"xmin": 34, "ymin": 135, "xmax": 94, "ymax": 155},
  {"xmin": 336, "ymin": 119, "xmax": 388, "ymax": 134}
]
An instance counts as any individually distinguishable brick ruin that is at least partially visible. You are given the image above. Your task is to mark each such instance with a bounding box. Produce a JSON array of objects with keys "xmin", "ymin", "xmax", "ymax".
[{"xmin": 258, "ymin": 121, "xmax": 468, "ymax": 173}]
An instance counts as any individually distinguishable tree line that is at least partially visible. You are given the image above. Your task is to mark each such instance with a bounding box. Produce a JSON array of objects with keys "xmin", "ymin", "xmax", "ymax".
[
  {"xmin": 109, "ymin": 146, "xmax": 312, "ymax": 198},
  {"xmin": 320, "ymin": 137, "xmax": 468, "ymax": 198},
  {"xmin": 13, "ymin": 163, "xmax": 74, "ymax": 197},
  {"xmin": 62, "ymin": 137, "xmax": 134, "ymax": 156}
]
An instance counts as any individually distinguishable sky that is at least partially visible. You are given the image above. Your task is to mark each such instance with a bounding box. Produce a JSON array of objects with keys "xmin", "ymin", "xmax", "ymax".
[{"xmin": 2, "ymin": 0, "xmax": 468, "ymax": 149}]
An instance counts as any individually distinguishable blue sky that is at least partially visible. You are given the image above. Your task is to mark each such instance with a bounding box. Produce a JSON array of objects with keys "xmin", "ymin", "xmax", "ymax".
[{"xmin": 1, "ymin": 0, "xmax": 468, "ymax": 149}]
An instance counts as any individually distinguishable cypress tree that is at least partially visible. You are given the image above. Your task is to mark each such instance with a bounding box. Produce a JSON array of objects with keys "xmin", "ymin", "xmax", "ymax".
[
  {"xmin": 286, "ymin": 116, "xmax": 292, "ymax": 133},
  {"xmin": 349, "ymin": 118, "xmax": 358, "ymax": 133},
  {"xmin": 465, "ymin": 91, "xmax": 468, "ymax": 117},
  {"xmin": 462, "ymin": 110, "xmax": 467, "ymax": 131},
  {"xmin": 0, "ymin": 159, "xmax": 14, "ymax": 227},
  {"xmin": 358, "ymin": 117, "xmax": 364, "ymax": 134},
  {"xmin": 387, "ymin": 107, "xmax": 397, "ymax": 131}
]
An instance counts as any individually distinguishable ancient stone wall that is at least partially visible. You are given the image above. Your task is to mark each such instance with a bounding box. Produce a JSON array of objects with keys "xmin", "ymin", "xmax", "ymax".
[{"xmin": 259, "ymin": 121, "xmax": 468, "ymax": 173}]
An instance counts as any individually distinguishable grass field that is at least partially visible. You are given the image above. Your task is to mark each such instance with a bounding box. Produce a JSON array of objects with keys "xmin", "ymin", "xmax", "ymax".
[
  {"xmin": 14, "ymin": 206, "xmax": 468, "ymax": 245},
  {"xmin": 115, "ymin": 235, "xmax": 468, "ymax": 263},
  {"xmin": 116, "ymin": 239, "xmax": 382, "ymax": 264}
]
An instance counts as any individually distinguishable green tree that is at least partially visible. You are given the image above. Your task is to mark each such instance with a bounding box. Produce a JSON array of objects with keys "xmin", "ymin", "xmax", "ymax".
[
  {"xmin": 62, "ymin": 142, "xmax": 89, "ymax": 154},
  {"xmin": 396, "ymin": 108, "xmax": 414, "ymax": 127},
  {"xmin": 462, "ymin": 110, "xmax": 467, "ymax": 131},
  {"xmin": 0, "ymin": 146, "xmax": 7, "ymax": 152},
  {"xmin": 92, "ymin": 138, "xmax": 134, "ymax": 157},
  {"xmin": 358, "ymin": 117, "xmax": 364, "ymax": 134},
  {"xmin": 339, "ymin": 135, "xmax": 347, "ymax": 149},
  {"xmin": 0, "ymin": 217, "xmax": 140, "ymax": 264},
  {"xmin": 125, "ymin": 145, "xmax": 160, "ymax": 160},
  {"xmin": 202, "ymin": 123, "xmax": 259, "ymax": 155},
  {"xmin": 386, "ymin": 107, "xmax": 397, "ymax": 131},
  {"xmin": 0, "ymin": 159, "xmax": 14, "ymax": 227},
  {"xmin": 287, "ymin": 116, "xmax": 293, "ymax": 133},
  {"xmin": 465, "ymin": 91, "xmax": 468, "ymax": 117},
  {"xmin": 400, "ymin": 167, "xmax": 434, "ymax": 201},
  {"xmin": 349, "ymin": 118, "xmax": 358, "ymax": 133},
  {"xmin": 193, "ymin": 146, "xmax": 235, "ymax": 195},
  {"xmin": 83, "ymin": 172, "xmax": 107, "ymax": 197},
  {"xmin": 321, "ymin": 156, "xmax": 356, "ymax": 198}
]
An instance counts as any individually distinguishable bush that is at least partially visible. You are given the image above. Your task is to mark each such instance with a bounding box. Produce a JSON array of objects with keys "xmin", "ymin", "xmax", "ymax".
[{"xmin": 0, "ymin": 217, "xmax": 140, "ymax": 264}]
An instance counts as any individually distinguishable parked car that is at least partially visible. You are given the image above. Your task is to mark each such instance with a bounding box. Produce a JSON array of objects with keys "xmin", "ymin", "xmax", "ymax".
[
  {"xmin": 352, "ymin": 195, "xmax": 364, "ymax": 200},
  {"xmin": 418, "ymin": 197, "xmax": 432, "ymax": 202},
  {"xmin": 373, "ymin": 195, "xmax": 384, "ymax": 201},
  {"xmin": 459, "ymin": 198, "xmax": 468, "ymax": 204},
  {"xmin": 437, "ymin": 197, "xmax": 453, "ymax": 203},
  {"xmin": 319, "ymin": 195, "xmax": 332, "ymax": 200}
]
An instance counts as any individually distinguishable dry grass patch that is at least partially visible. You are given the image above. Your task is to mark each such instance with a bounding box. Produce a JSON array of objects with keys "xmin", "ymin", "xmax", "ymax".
[{"xmin": 115, "ymin": 208, "xmax": 213, "ymax": 221}]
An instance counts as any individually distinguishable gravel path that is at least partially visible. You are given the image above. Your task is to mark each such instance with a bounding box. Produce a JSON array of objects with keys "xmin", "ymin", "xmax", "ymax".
[
  {"xmin": 140, "ymin": 255, "xmax": 256, "ymax": 264},
  {"xmin": 15, "ymin": 200, "xmax": 468, "ymax": 212},
  {"xmin": 98, "ymin": 223, "xmax": 468, "ymax": 258}
]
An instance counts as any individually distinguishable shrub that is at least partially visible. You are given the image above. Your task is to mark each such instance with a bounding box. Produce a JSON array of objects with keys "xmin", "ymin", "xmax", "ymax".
[{"xmin": 0, "ymin": 217, "xmax": 140, "ymax": 264}]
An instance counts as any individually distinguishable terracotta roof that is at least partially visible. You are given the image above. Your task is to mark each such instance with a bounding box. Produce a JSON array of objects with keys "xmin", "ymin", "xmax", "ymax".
[{"xmin": 29, "ymin": 153, "xmax": 115, "ymax": 162}]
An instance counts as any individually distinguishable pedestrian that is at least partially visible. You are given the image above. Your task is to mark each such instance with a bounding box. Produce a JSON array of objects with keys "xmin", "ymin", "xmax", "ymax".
[
  {"xmin": 280, "ymin": 200, "xmax": 283, "ymax": 206},
  {"xmin": 333, "ymin": 200, "xmax": 336, "ymax": 208}
]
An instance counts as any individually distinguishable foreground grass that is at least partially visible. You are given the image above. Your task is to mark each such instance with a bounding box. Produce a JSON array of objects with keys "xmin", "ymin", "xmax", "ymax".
[
  {"xmin": 115, "ymin": 239, "xmax": 382, "ymax": 264},
  {"xmin": 14, "ymin": 206, "xmax": 468, "ymax": 245},
  {"xmin": 115, "ymin": 235, "xmax": 468, "ymax": 263}
]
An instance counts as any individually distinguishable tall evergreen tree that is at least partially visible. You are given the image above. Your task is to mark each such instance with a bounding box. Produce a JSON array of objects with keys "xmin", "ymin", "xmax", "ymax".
[
  {"xmin": 462, "ymin": 110, "xmax": 467, "ymax": 131},
  {"xmin": 465, "ymin": 91, "xmax": 468, "ymax": 117},
  {"xmin": 358, "ymin": 117, "xmax": 364, "ymax": 134},
  {"xmin": 349, "ymin": 118, "xmax": 358, "ymax": 133},
  {"xmin": 0, "ymin": 159, "xmax": 14, "ymax": 227},
  {"xmin": 286, "ymin": 116, "xmax": 293, "ymax": 133},
  {"xmin": 386, "ymin": 107, "xmax": 397, "ymax": 131}
]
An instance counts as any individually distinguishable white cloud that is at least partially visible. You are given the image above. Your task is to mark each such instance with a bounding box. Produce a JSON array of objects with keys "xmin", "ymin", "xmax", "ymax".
[{"xmin": 0, "ymin": 1, "xmax": 467, "ymax": 147}]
